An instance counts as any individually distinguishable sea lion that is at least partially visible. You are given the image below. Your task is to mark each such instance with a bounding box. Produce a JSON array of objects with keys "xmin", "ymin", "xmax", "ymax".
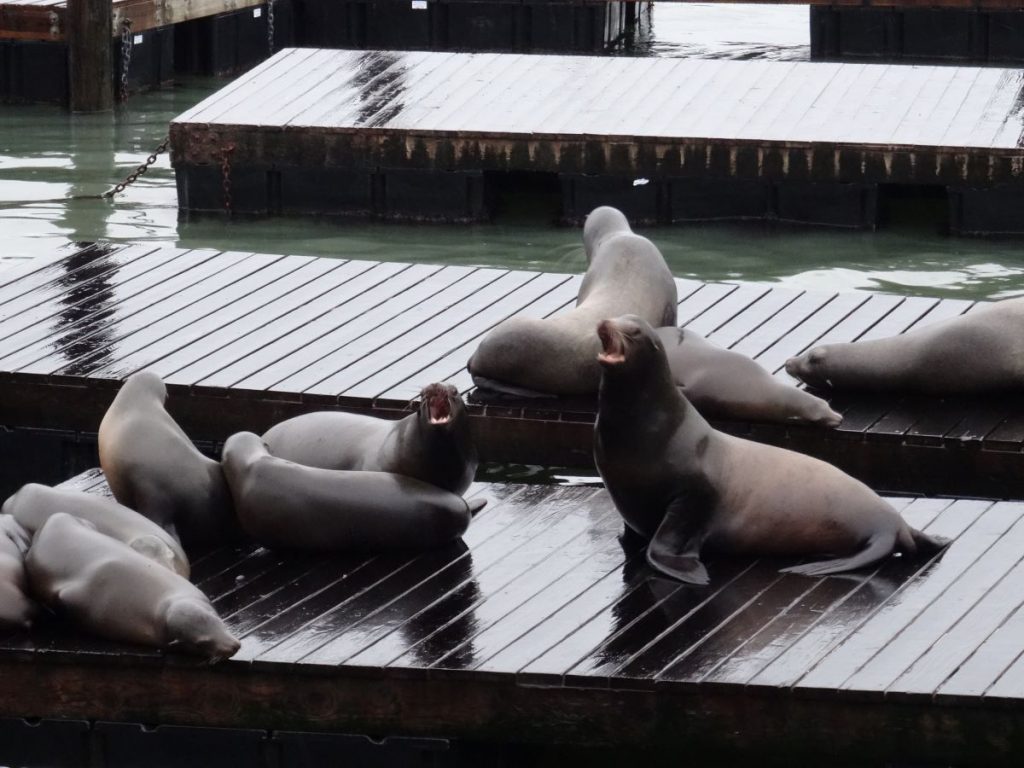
[
  {"xmin": 468, "ymin": 206, "xmax": 677, "ymax": 396},
  {"xmin": 594, "ymin": 315, "xmax": 949, "ymax": 586},
  {"xmin": 0, "ymin": 516, "xmax": 35, "ymax": 629},
  {"xmin": 2, "ymin": 483, "xmax": 189, "ymax": 578},
  {"xmin": 221, "ymin": 432, "xmax": 484, "ymax": 552},
  {"xmin": 655, "ymin": 327, "xmax": 842, "ymax": 427},
  {"xmin": 262, "ymin": 382, "xmax": 477, "ymax": 494},
  {"xmin": 25, "ymin": 513, "xmax": 239, "ymax": 660},
  {"xmin": 785, "ymin": 297, "xmax": 1024, "ymax": 394},
  {"xmin": 98, "ymin": 370, "xmax": 238, "ymax": 548}
]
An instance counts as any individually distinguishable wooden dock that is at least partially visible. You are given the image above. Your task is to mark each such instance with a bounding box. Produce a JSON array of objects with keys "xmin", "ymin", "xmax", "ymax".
[
  {"xmin": 1, "ymin": 468, "xmax": 1023, "ymax": 765},
  {"xmin": 171, "ymin": 49, "xmax": 1024, "ymax": 234},
  {"xmin": 0, "ymin": 242, "xmax": 1023, "ymax": 498}
]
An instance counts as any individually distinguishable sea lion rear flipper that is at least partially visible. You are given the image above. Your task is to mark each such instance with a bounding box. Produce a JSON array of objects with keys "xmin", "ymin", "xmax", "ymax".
[
  {"xmin": 780, "ymin": 533, "xmax": 894, "ymax": 577},
  {"xmin": 645, "ymin": 498, "xmax": 710, "ymax": 586},
  {"xmin": 467, "ymin": 498, "xmax": 487, "ymax": 517}
]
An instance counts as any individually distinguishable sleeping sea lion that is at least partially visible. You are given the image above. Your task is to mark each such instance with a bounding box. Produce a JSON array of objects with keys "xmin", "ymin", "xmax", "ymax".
[
  {"xmin": 25, "ymin": 513, "xmax": 239, "ymax": 660},
  {"xmin": 785, "ymin": 297, "xmax": 1024, "ymax": 394},
  {"xmin": 262, "ymin": 382, "xmax": 477, "ymax": 494},
  {"xmin": 594, "ymin": 315, "xmax": 949, "ymax": 585},
  {"xmin": 222, "ymin": 432, "xmax": 483, "ymax": 552},
  {"xmin": 0, "ymin": 515, "xmax": 35, "ymax": 628},
  {"xmin": 2, "ymin": 483, "xmax": 189, "ymax": 578},
  {"xmin": 655, "ymin": 327, "xmax": 842, "ymax": 427}
]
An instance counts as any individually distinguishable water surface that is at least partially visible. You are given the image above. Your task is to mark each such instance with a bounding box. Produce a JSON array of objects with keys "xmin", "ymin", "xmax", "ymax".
[{"xmin": 2, "ymin": 6, "xmax": 1023, "ymax": 300}]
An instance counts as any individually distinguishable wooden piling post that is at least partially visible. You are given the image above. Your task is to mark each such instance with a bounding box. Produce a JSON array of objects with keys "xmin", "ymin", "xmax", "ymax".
[{"xmin": 66, "ymin": 0, "xmax": 113, "ymax": 111}]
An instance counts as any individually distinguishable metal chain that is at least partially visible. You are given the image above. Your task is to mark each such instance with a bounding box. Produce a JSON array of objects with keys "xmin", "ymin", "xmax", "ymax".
[
  {"xmin": 102, "ymin": 136, "xmax": 169, "ymax": 199},
  {"xmin": 221, "ymin": 144, "xmax": 236, "ymax": 213},
  {"xmin": 267, "ymin": 0, "xmax": 276, "ymax": 56},
  {"xmin": 119, "ymin": 20, "xmax": 134, "ymax": 103}
]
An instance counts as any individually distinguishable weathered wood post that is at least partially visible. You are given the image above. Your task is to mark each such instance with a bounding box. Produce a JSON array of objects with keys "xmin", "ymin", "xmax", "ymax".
[{"xmin": 66, "ymin": 0, "xmax": 113, "ymax": 111}]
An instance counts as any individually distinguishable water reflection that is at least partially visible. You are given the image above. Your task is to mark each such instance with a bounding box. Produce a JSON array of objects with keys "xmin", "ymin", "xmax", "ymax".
[
  {"xmin": 52, "ymin": 244, "xmax": 119, "ymax": 370},
  {"xmin": 353, "ymin": 51, "xmax": 408, "ymax": 127},
  {"xmin": 398, "ymin": 549, "xmax": 481, "ymax": 667}
]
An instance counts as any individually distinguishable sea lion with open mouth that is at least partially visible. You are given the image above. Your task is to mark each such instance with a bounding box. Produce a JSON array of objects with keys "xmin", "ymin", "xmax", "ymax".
[
  {"xmin": 594, "ymin": 315, "xmax": 948, "ymax": 585},
  {"xmin": 262, "ymin": 382, "xmax": 477, "ymax": 495}
]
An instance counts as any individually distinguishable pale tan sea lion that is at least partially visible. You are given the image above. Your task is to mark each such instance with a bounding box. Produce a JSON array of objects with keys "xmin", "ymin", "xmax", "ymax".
[
  {"xmin": 25, "ymin": 513, "xmax": 239, "ymax": 660},
  {"xmin": 655, "ymin": 327, "xmax": 841, "ymax": 427},
  {"xmin": 0, "ymin": 515, "xmax": 35, "ymax": 629},
  {"xmin": 2, "ymin": 483, "xmax": 189, "ymax": 578},
  {"xmin": 785, "ymin": 297, "xmax": 1024, "ymax": 394},
  {"xmin": 468, "ymin": 206, "xmax": 678, "ymax": 396},
  {"xmin": 98, "ymin": 370, "xmax": 238, "ymax": 548}
]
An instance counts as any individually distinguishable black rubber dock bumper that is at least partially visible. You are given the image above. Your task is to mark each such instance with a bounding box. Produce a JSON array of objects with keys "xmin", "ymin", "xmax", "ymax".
[
  {"xmin": 171, "ymin": 49, "xmax": 1024, "ymax": 233},
  {"xmin": 294, "ymin": 0, "xmax": 632, "ymax": 53},
  {"xmin": 812, "ymin": 7, "xmax": 1024, "ymax": 65}
]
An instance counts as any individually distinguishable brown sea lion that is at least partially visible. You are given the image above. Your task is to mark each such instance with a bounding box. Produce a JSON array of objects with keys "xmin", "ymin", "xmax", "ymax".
[
  {"xmin": 262, "ymin": 383, "xmax": 477, "ymax": 494},
  {"xmin": 468, "ymin": 206, "xmax": 677, "ymax": 396},
  {"xmin": 0, "ymin": 515, "xmax": 35, "ymax": 629},
  {"xmin": 25, "ymin": 513, "xmax": 239, "ymax": 660},
  {"xmin": 222, "ymin": 432, "xmax": 483, "ymax": 552},
  {"xmin": 98, "ymin": 370, "xmax": 238, "ymax": 548},
  {"xmin": 785, "ymin": 297, "xmax": 1024, "ymax": 394},
  {"xmin": 594, "ymin": 315, "xmax": 948, "ymax": 585},
  {"xmin": 655, "ymin": 327, "xmax": 842, "ymax": 427},
  {"xmin": 3, "ymin": 483, "xmax": 189, "ymax": 578}
]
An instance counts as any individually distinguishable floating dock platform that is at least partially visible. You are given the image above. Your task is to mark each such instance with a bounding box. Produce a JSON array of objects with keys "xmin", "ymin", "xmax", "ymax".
[
  {"xmin": 0, "ymin": 242, "xmax": 1022, "ymax": 498},
  {"xmin": 1, "ymin": 468, "xmax": 1023, "ymax": 765},
  {"xmin": 171, "ymin": 49, "xmax": 1024, "ymax": 235}
]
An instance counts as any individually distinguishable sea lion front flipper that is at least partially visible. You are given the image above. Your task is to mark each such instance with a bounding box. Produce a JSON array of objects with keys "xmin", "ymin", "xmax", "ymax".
[{"xmin": 645, "ymin": 497, "xmax": 710, "ymax": 586}]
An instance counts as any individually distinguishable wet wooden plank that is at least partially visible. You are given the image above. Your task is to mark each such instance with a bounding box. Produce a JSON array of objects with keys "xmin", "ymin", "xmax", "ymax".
[
  {"xmin": 58, "ymin": 254, "xmax": 319, "ymax": 378},
  {"xmin": 307, "ymin": 487, "xmax": 607, "ymax": 668},
  {"xmin": 794, "ymin": 500, "xmax": 1021, "ymax": 694},
  {"xmin": 174, "ymin": 261, "xmax": 414, "ymax": 387},
  {"xmin": 340, "ymin": 272, "xmax": 573, "ymax": 399},
  {"xmin": 749, "ymin": 498, "xmax": 991, "ymax": 689},
  {"xmin": 301, "ymin": 268, "xmax": 536, "ymax": 395}
]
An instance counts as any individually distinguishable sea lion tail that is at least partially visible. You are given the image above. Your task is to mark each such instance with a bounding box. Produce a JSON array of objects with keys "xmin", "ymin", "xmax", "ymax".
[{"xmin": 897, "ymin": 524, "xmax": 952, "ymax": 557}]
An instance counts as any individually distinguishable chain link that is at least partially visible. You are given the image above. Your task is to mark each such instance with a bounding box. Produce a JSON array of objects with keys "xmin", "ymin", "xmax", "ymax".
[
  {"xmin": 102, "ymin": 136, "xmax": 169, "ymax": 199},
  {"xmin": 221, "ymin": 144, "xmax": 236, "ymax": 213},
  {"xmin": 267, "ymin": 0, "xmax": 276, "ymax": 56},
  {"xmin": 119, "ymin": 19, "xmax": 134, "ymax": 104}
]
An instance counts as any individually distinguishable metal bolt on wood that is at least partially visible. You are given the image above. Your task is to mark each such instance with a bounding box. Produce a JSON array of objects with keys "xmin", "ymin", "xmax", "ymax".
[{"xmin": 102, "ymin": 136, "xmax": 169, "ymax": 199}]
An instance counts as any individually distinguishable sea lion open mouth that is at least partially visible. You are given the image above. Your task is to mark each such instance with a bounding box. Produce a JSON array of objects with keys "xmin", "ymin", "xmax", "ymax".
[
  {"xmin": 421, "ymin": 383, "xmax": 455, "ymax": 425},
  {"xmin": 597, "ymin": 320, "xmax": 626, "ymax": 365}
]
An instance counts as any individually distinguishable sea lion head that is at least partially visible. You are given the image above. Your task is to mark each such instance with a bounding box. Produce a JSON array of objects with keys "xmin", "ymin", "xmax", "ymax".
[
  {"xmin": 416, "ymin": 383, "xmax": 464, "ymax": 430},
  {"xmin": 121, "ymin": 369, "xmax": 168, "ymax": 403},
  {"xmin": 596, "ymin": 314, "xmax": 666, "ymax": 374},
  {"xmin": 164, "ymin": 597, "xmax": 240, "ymax": 662},
  {"xmin": 221, "ymin": 431, "xmax": 269, "ymax": 473},
  {"xmin": 583, "ymin": 206, "xmax": 632, "ymax": 259},
  {"xmin": 784, "ymin": 347, "xmax": 832, "ymax": 389},
  {"xmin": 130, "ymin": 534, "xmax": 189, "ymax": 579}
]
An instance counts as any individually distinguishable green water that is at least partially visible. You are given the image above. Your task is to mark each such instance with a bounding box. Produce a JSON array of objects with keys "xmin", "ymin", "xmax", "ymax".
[{"xmin": 3, "ymin": 72, "xmax": 1024, "ymax": 300}]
